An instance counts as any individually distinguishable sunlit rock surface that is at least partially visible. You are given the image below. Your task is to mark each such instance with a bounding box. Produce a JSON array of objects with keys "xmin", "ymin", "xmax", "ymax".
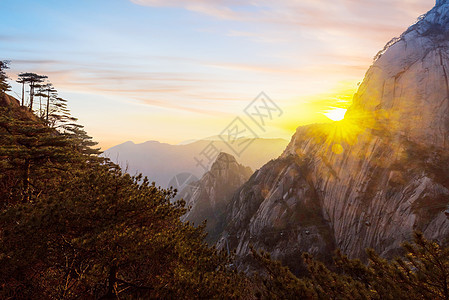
[{"xmin": 218, "ymin": 1, "xmax": 449, "ymax": 273}]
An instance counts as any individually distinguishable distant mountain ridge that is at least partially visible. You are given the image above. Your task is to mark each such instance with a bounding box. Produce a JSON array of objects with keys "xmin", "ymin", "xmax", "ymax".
[{"xmin": 104, "ymin": 138, "xmax": 288, "ymax": 187}]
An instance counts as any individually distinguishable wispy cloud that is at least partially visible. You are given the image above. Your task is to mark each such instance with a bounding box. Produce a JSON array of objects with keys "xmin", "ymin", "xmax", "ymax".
[
  {"xmin": 130, "ymin": 0, "xmax": 431, "ymax": 27},
  {"xmin": 2, "ymin": 0, "xmax": 435, "ymax": 147},
  {"xmin": 130, "ymin": 0, "xmax": 432, "ymax": 49},
  {"xmin": 226, "ymin": 30, "xmax": 288, "ymax": 44},
  {"xmin": 130, "ymin": 0, "xmax": 246, "ymax": 20},
  {"xmin": 7, "ymin": 58, "xmax": 256, "ymax": 115}
]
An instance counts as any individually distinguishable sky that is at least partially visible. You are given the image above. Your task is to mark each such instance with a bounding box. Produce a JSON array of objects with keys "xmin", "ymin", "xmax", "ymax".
[{"xmin": 0, "ymin": 0, "xmax": 435, "ymax": 149}]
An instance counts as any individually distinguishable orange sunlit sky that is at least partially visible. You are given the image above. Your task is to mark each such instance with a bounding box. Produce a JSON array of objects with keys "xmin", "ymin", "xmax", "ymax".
[{"xmin": 1, "ymin": 0, "xmax": 434, "ymax": 149}]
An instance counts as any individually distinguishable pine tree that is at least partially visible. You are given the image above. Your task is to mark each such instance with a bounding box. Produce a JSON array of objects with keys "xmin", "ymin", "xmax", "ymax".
[
  {"xmin": 0, "ymin": 60, "xmax": 11, "ymax": 95},
  {"xmin": 0, "ymin": 70, "xmax": 103, "ymax": 205},
  {"xmin": 16, "ymin": 75, "xmax": 28, "ymax": 106},
  {"xmin": 35, "ymin": 83, "xmax": 55, "ymax": 119},
  {"xmin": 254, "ymin": 232, "xmax": 449, "ymax": 299},
  {"xmin": 17, "ymin": 72, "xmax": 47, "ymax": 111},
  {"xmin": 0, "ymin": 87, "xmax": 252, "ymax": 299},
  {"xmin": 0, "ymin": 162, "xmax": 252, "ymax": 299},
  {"xmin": 37, "ymin": 83, "xmax": 57, "ymax": 121},
  {"xmin": 0, "ymin": 107, "xmax": 73, "ymax": 204}
]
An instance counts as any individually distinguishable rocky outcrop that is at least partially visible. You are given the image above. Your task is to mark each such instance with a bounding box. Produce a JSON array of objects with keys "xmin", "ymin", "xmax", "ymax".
[
  {"xmin": 218, "ymin": 1, "xmax": 449, "ymax": 273},
  {"xmin": 180, "ymin": 152, "xmax": 253, "ymax": 243}
]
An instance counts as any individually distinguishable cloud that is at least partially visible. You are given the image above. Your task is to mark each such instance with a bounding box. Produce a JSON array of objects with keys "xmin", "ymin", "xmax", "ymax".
[
  {"xmin": 130, "ymin": 0, "xmax": 246, "ymax": 20},
  {"xmin": 7, "ymin": 0, "xmax": 436, "ymax": 130},
  {"xmin": 226, "ymin": 30, "xmax": 289, "ymax": 43},
  {"xmin": 129, "ymin": 0, "xmax": 432, "ymax": 26},
  {"xmin": 6, "ymin": 58, "xmax": 255, "ymax": 116},
  {"xmin": 130, "ymin": 0, "xmax": 433, "ymax": 48}
]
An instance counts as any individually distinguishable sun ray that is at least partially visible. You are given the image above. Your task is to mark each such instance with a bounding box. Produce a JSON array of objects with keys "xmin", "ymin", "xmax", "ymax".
[{"xmin": 323, "ymin": 107, "xmax": 347, "ymax": 121}]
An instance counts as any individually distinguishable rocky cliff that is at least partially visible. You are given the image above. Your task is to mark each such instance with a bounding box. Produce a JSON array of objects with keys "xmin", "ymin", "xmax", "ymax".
[
  {"xmin": 180, "ymin": 152, "xmax": 253, "ymax": 243},
  {"xmin": 218, "ymin": 1, "xmax": 449, "ymax": 273}
]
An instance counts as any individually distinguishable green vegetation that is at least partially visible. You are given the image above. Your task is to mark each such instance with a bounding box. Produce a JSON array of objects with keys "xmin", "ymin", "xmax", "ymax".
[
  {"xmin": 0, "ymin": 61, "xmax": 251, "ymax": 299},
  {"xmin": 0, "ymin": 61, "xmax": 11, "ymax": 94},
  {"xmin": 1, "ymin": 60, "xmax": 449, "ymax": 299},
  {"xmin": 254, "ymin": 231, "xmax": 449, "ymax": 299}
]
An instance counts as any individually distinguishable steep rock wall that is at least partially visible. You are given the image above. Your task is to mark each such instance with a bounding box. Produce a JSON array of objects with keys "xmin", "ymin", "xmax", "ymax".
[{"xmin": 218, "ymin": 2, "xmax": 449, "ymax": 272}]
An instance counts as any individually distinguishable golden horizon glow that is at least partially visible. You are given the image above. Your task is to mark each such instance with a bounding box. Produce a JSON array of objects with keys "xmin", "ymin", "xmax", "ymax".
[{"xmin": 275, "ymin": 80, "xmax": 358, "ymax": 136}]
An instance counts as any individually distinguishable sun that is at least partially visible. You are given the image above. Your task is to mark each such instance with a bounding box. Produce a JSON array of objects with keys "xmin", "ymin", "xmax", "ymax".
[{"xmin": 323, "ymin": 107, "xmax": 347, "ymax": 121}]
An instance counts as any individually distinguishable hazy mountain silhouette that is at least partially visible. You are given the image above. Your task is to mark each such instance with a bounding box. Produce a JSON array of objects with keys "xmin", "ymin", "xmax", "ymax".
[{"xmin": 104, "ymin": 138, "xmax": 288, "ymax": 187}]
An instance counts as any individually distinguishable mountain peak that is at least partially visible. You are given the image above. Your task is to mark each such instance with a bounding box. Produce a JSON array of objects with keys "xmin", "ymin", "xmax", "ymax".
[
  {"xmin": 345, "ymin": 0, "xmax": 449, "ymax": 149},
  {"xmin": 215, "ymin": 152, "xmax": 237, "ymax": 164},
  {"xmin": 180, "ymin": 152, "xmax": 253, "ymax": 244},
  {"xmin": 418, "ymin": 1, "xmax": 449, "ymax": 29},
  {"xmin": 209, "ymin": 152, "xmax": 252, "ymax": 176}
]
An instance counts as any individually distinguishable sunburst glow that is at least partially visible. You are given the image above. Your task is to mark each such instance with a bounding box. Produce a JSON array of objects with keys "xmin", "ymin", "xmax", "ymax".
[{"xmin": 323, "ymin": 108, "xmax": 347, "ymax": 121}]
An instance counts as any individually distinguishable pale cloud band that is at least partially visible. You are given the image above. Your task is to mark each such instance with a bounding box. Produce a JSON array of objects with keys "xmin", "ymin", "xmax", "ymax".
[
  {"xmin": 129, "ymin": 0, "xmax": 433, "ymax": 67},
  {"xmin": 130, "ymin": 0, "xmax": 432, "ymax": 30},
  {"xmin": 2, "ymin": 0, "xmax": 436, "ymax": 148}
]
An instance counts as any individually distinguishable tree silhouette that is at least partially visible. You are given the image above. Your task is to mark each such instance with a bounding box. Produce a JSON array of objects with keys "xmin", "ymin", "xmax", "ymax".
[
  {"xmin": 28, "ymin": 73, "xmax": 48, "ymax": 112},
  {"xmin": 0, "ymin": 60, "xmax": 11, "ymax": 95},
  {"xmin": 17, "ymin": 72, "xmax": 33, "ymax": 106},
  {"xmin": 16, "ymin": 74, "xmax": 29, "ymax": 106},
  {"xmin": 38, "ymin": 83, "xmax": 57, "ymax": 121},
  {"xmin": 17, "ymin": 73, "xmax": 47, "ymax": 111}
]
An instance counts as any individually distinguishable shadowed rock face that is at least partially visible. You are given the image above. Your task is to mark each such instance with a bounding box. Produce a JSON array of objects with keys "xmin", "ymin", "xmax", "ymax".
[
  {"xmin": 180, "ymin": 152, "xmax": 253, "ymax": 243},
  {"xmin": 218, "ymin": 2, "xmax": 449, "ymax": 273}
]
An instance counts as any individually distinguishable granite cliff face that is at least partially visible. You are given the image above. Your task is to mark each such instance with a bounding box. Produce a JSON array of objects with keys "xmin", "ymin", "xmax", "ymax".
[
  {"xmin": 180, "ymin": 152, "xmax": 252, "ymax": 243},
  {"xmin": 218, "ymin": 1, "xmax": 449, "ymax": 272}
]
